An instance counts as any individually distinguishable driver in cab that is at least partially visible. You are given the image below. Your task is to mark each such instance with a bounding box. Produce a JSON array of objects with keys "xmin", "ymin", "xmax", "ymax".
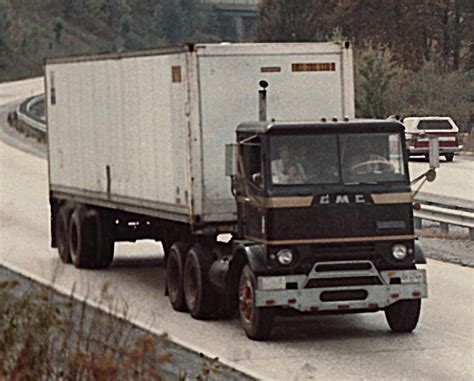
[{"xmin": 271, "ymin": 144, "xmax": 307, "ymax": 184}]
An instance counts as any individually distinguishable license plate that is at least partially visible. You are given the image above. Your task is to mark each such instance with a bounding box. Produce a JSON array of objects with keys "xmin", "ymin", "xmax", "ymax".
[
  {"xmin": 259, "ymin": 276, "xmax": 286, "ymax": 290},
  {"xmin": 400, "ymin": 271, "xmax": 424, "ymax": 284}
]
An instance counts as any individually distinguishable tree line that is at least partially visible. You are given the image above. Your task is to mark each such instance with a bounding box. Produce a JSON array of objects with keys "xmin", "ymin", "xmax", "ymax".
[
  {"xmin": 0, "ymin": 0, "xmax": 472, "ymax": 131},
  {"xmin": 256, "ymin": 0, "xmax": 473, "ymax": 130}
]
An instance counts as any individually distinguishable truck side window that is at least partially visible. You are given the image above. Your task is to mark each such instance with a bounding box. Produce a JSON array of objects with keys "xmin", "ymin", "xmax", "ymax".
[{"xmin": 240, "ymin": 136, "xmax": 262, "ymax": 187}]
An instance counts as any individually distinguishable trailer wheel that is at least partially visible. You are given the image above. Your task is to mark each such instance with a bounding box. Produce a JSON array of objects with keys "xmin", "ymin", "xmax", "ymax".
[
  {"xmin": 238, "ymin": 265, "xmax": 274, "ymax": 340},
  {"xmin": 69, "ymin": 207, "xmax": 99, "ymax": 269},
  {"xmin": 183, "ymin": 244, "xmax": 218, "ymax": 319},
  {"xmin": 85, "ymin": 208, "xmax": 114, "ymax": 269},
  {"xmin": 385, "ymin": 299, "xmax": 421, "ymax": 333},
  {"xmin": 56, "ymin": 205, "xmax": 73, "ymax": 263},
  {"xmin": 166, "ymin": 242, "xmax": 190, "ymax": 312}
]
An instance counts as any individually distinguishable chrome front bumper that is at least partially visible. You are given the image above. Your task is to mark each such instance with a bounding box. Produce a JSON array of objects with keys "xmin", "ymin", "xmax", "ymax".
[{"xmin": 255, "ymin": 261, "xmax": 427, "ymax": 312}]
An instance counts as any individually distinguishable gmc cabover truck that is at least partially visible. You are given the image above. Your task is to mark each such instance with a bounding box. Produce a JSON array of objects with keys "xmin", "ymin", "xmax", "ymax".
[{"xmin": 46, "ymin": 42, "xmax": 429, "ymax": 340}]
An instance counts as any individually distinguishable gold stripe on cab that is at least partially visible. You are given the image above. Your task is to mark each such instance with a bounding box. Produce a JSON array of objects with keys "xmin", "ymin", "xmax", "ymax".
[
  {"xmin": 245, "ymin": 234, "xmax": 416, "ymax": 246},
  {"xmin": 236, "ymin": 196, "xmax": 313, "ymax": 208},
  {"xmin": 371, "ymin": 192, "xmax": 413, "ymax": 204},
  {"xmin": 264, "ymin": 196, "xmax": 313, "ymax": 208}
]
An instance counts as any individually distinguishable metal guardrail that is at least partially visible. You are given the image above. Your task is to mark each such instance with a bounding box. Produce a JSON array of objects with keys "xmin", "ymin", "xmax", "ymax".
[
  {"xmin": 9, "ymin": 95, "xmax": 46, "ymax": 142},
  {"xmin": 414, "ymin": 193, "xmax": 474, "ymax": 240},
  {"xmin": 25, "ymin": 95, "xmax": 45, "ymax": 123}
]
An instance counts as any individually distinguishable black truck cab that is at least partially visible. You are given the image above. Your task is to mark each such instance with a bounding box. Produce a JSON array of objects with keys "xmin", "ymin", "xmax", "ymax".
[{"xmin": 227, "ymin": 120, "xmax": 427, "ymax": 340}]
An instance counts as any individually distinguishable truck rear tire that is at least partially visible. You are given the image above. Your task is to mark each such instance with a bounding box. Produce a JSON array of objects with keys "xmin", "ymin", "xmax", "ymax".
[
  {"xmin": 239, "ymin": 265, "xmax": 274, "ymax": 340},
  {"xmin": 385, "ymin": 299, "xmax": 421, "ymax": 333},
  {"xmin": 56, "ymin": 205, "xmax": 73, "ymax": 263},
  {"xmin": 183, "ymin": 244, "xmax": 218, "ymax": 319},
  {"xmin": 166, "ymin": 242, "xmax": 190, "ymax": 312}
]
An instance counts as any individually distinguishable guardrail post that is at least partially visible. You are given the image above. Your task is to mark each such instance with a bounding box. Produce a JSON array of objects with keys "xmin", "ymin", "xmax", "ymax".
[
  {"xmin": 414, "ymin": 217, "xmax": 422, "ymax": 230},
  {"xmin": 440, "ymin": 222, "xmax": 449, "ymax": 234}
]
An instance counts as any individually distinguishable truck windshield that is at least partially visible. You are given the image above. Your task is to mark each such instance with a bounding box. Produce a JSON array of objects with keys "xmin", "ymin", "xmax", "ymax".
[{"xmin": 269, "ymin": 133, "xmax": 406, "ymax": 186}]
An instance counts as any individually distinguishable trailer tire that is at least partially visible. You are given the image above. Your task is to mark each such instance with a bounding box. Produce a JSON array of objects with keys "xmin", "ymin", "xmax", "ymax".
[
  {"xmin": 166, "ymin": 242, "xmax": 190, "ymax": 312},
  {"xmin": 183, "ymin": 244, "xmax": 218, "ymax": 319},
  {"xmin": 85, "ymin": 208, "xmax": 114, "ymax": 269},
  {"xmin": 69, "ymin": 207, "xmax": 100, "ymax": 269},
  {"xmin": 238, "ymin": 265, "xmax": 274, "ymax": 340},
  {"xmin": 69, "ymin": 207, "xmax": 87, "ymax": 268},
  {"xmin": 56, "ymin": 205, "xmax": 73, "ymax": 263},
  {"xmin": 385, "ymin": 299, "xmax": 421, "ymax": 333}
]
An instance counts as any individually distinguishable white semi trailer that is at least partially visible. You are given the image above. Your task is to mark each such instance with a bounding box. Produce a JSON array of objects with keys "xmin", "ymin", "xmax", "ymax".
[{"xmin": 46, "ymin": 42, "xmax": 429, "ymax": 340}]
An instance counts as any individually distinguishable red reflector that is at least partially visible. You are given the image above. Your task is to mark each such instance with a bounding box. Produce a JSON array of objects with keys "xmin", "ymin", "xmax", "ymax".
[
  {"xmin": 369, "ymin": 303, "xmax": 379, "ymax": 309},
  {"xmin": 338, "ymin": 305, "xmax": 350, "ymax": 310},
  {"xmin": 266, "ymin": 299, "xmax": 275, "ymax": 305},
  {"xmin": 390, "ymin": 293, "xmax": 400, "ymax": 299},
  {"xmin": 310, "ymin": 306, "xmax": 319, "ymax": 312},
  {"xmin": 413, "ymin": 203, "xmax": 421, "ymax": 210},
  {"xmin": 288, "ymin": 298, "xmax": 296, "ymax": 304},
  {"xmin": 412, "ymin": 291, "xmax": 421, "ymax": 298}
]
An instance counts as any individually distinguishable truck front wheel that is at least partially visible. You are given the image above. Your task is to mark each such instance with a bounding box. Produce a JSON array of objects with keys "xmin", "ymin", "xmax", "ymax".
[
  {"xmin": 183, "ymin": 244, "xmax": 218, "ymax": 319},
  {"xmin": 239, "ymin": 265, "xmax": 274, "ymax": 340},
  {"xmin": 385, "ymin": 299, "xmax": 421, "ymax": 333},
  {"xmin": 166, "ymin": 242, "xmax": 190, "ymax": 312}
]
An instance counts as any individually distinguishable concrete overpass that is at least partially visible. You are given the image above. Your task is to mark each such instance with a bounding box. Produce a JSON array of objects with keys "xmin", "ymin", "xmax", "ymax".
[
  {"xmin": 200, "ymin": 0, "xmax": 259, "ymax": 15},
  {"xmin": 199, "ymin": 0, "xmax": 260, "ymax": 40}
]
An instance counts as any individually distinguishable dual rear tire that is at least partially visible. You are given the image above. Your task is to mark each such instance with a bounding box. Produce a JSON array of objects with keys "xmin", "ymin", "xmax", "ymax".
[
  {"xmin": 56, "ymin": 204, "xmax": 114, "ymax": 269},
  {"xmin": 166, "ymin": 243, "xmax": 218, "ymax": 319},
  {"xmin": 166, "ymin": 246, "xmax": 274, "ymax": 340}
]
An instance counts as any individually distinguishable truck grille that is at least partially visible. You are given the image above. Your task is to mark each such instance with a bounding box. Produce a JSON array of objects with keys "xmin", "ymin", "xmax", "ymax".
[
  {"xmin": 305, "ymin": 276, "xmax": 382, "ymax": 288},
  {"xmin": 311, "ymin": 243, "xmax": 376, "ymax": 255},
  {"xmin": 299, "ymin": 243, "xmax": 377, "ymax": 273}
]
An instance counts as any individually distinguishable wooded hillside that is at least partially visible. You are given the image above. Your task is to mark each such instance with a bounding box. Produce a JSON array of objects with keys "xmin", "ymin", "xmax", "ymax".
[{"xmin": 1, "ymin": 0, "xmax": 472, "ymax": 130}]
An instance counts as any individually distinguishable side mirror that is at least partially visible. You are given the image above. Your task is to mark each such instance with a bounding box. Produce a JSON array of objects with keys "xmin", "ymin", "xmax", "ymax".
[
  {"xmin": 225, "ymin": 144, "xmax": 238, "ymax": 177},
  {"xmin": 428, "ymin": 136, "xmax": 439, "ymax": 169}
]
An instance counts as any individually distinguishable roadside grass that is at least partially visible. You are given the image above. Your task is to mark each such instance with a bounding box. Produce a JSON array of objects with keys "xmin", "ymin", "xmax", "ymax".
[{"xmin": 0, "ymin": 279, "xmax": 220, "ymax": 380}]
